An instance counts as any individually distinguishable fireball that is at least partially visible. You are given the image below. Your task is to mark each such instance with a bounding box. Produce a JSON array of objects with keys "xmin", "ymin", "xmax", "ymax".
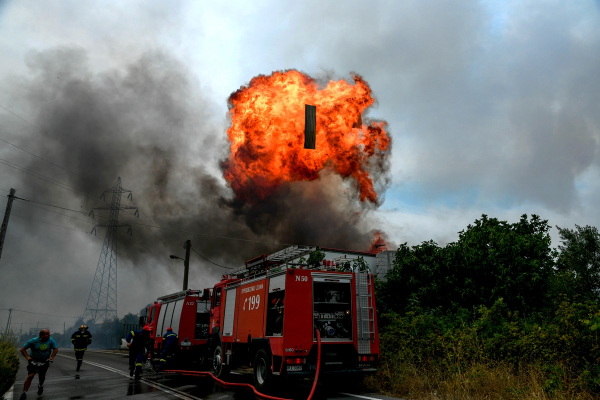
[{"xmin": 222, "ymin": 70, "xmax": 391, "ymax": 204}]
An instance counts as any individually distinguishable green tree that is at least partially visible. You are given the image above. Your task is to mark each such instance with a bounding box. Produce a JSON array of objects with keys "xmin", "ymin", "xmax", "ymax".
[
  {"xmin": 453, "ymin": 214, "xmax": 554, "ymax": 314},
  {"xmin": 378, "ymin": 214, "xmax": 554, "ymax": 315},
  {"xmin": 307, "ymin": 247, "xmax": 325, "ymax": 268},
  {"xmin": 337, "ymin": 261, "xmax": 352, "ymax": 272},
  {"xmin": 122, "ymin": 313, "xmax": 139, "ymax": 325},
  {"xmin": 353, "ymin": 256, "xmax": 370, "ymax": 272},
  {"xmin": 379, "ymin": 240, "xmax": 445, "ymax": 313},
  {"xmin": 555, "ymin": 225, "xmax": 600, "ymax": 300}
]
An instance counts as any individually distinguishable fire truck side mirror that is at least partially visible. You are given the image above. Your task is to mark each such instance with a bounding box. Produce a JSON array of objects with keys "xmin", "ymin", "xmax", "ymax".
[{"xmin": 202, "ymin": 289, "xmax": 210, "ymax": 300}]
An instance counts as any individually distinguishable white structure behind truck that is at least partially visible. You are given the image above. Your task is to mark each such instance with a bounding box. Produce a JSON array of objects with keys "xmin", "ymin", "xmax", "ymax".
[{"xmin": 374, "ymin": 250, "xmax": 396, "ymax": 279}]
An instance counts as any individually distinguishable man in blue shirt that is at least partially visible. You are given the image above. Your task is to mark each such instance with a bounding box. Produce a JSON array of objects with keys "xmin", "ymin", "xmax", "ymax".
[{"xmin": 19, "ymin": 329, "xmax": 58, "ymax": 400}]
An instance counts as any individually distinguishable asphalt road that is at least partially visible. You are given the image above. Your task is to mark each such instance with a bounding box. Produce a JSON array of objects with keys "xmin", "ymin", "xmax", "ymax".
[{"xmin": 4, "ymin": 349, "xmax": 401, "ymax": 400}]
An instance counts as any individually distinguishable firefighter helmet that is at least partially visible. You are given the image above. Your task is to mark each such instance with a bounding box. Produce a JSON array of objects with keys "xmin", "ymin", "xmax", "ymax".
[
  {"xmin": 80, "ymin": 325, "xmax": 87, "ymax": 329},
  {"xmin": 143, "ymin": 325, "xmax": 152, "ymax": 332},
  {"xmin": 166, "ymin": 327, "xmax": 172, "ymax": 331}
]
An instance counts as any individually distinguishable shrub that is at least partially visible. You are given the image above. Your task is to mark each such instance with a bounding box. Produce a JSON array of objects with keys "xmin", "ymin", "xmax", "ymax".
[
  {"xmin": 0, "ymin": 332, "xmax": 19, "ymax": 398},
  {"xmin": 372, "ymin": 300, "xmax": 600, "ymax": 398}
]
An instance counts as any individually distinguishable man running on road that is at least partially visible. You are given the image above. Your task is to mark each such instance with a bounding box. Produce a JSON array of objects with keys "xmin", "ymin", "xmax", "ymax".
[{"xmin": 19, "ymin": 328, "xmax": 58, "ymax": 399}]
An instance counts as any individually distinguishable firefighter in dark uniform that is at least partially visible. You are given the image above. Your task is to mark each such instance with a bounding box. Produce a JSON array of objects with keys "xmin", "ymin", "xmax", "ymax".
[
  {"xmin": 157, "ymin": 327, "xmax": 178, "ymax": 371},
  {"xmin": 71, "ymin": 324, "xmax": 92, "ymax": 371},
  {"xmin": 126, "ymin": 325, "xmax": 152, "ymax": 379}
]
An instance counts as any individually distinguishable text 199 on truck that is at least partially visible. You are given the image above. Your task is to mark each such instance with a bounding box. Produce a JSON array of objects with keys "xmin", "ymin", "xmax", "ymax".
[{"xmin": 143, "ymin": 245, "xmax": 379, "ymax": 391}]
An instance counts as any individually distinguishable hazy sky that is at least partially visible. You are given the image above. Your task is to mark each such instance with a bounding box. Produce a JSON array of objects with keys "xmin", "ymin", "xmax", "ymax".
[{"xmin": 1, "ymin": 0, "xmax": 600, "ymax": 334}]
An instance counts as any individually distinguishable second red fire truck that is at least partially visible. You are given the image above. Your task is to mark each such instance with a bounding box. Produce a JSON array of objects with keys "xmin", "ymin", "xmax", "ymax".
[{"xmin": 143, "ymin": 245, "xmax": 379, "ymax": 391}]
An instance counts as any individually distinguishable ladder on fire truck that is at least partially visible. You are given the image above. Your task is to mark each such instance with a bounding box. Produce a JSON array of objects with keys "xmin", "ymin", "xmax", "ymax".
[
  {"xmin": 229, "ymin": 245, "xmax": 316, "ymax": 280},
  {"xmin": 355, "ymin": 272, "xmax": 375, "ymax": 354}
]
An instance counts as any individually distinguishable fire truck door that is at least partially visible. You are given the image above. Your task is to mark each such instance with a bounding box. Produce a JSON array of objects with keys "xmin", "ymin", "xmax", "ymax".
[
  {"xmin": 222, "ymin": 287, "xmax": 237, "ymax": 337},
  {"xmin": 236, "ymin": 280, "xmax": 267, "ymax": 340}
]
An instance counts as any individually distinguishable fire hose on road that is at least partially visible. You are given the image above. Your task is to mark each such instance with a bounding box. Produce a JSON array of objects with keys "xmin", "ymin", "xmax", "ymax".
[{"xmin": 165, "ymin": 328, "xmax": 322, "ymax": 400}]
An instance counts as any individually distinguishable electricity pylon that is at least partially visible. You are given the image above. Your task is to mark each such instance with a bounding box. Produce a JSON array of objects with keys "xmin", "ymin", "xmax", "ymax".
[{"xmin": 83, "ymin": 177, "xmax": 138, "ymax": 324}]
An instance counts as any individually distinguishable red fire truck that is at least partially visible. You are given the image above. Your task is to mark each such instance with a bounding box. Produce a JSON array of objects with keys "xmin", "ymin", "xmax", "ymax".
[{"xmin": 144, "ymin": 245, "xmax": 379, "ymax": 391}]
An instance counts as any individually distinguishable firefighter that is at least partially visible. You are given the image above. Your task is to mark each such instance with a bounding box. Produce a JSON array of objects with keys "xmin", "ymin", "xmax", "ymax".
[
  {"xmin": 126, "ymin": 325, "xmax": 152, "ymax": 380},
  {"xmin": 70, "ymin": 324, "xmax": 92, "ymax": 371},
  {"xmin": 157, "ymin": 327, "xmax": 178, "ymax": 371}
]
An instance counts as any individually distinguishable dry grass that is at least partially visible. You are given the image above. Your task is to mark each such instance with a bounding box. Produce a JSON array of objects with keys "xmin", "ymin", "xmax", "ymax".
[{"xmin": 365, "ymin": 360, "xmax": 597, "ymax": 400}]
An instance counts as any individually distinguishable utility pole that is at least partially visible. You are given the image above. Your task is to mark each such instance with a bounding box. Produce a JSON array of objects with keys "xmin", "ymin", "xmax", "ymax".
[
  {"xmin": 4, "ymin": 308, "xmax": 13, "ymax": 334},
  {"xmin": 183, "ymin": 240, "xmax": 191, "ymax": 291},
  {"xmin": 0, "ymin": 189, "xmax": 16, "ymax": 259}
]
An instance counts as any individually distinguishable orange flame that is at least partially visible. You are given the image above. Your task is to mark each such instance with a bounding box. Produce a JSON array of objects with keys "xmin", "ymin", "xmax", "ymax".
[
  {"xmin": 222, "ymin": 70, "xmax": 391, "ymax": 204},
  {"xmin": 369, "ymin": 230, "xmax": 388, "ymax": 253}
]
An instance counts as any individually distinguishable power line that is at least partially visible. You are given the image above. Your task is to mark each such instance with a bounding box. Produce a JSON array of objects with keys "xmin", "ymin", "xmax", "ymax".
[
  {"xmin": 15, "ymin": 201, "xmax": 199, "ymax": 291},
  {"xmin": 191, "ymin": 246, "xmax": 233, "ymax": 270},
  {"xmin": 0, "ymin": 308, "xmax": 79, "ymax": 319},
  {"xmin": 0, "ymin": 104, "xmax": 40, "ymax": 130},
  {"xmin": 117, "ymin": 230, "xmax": 190, "ymax": 293},
  {"xmin": 12, "ymin": 213, "xmax": 95, "ymax": 234},
  {"xmin": 3, "ymin": 195, "xmax": 112, "ymax": 233},
  {"xmin": 13, "ymin": 194, "xmax": 133, "ymax": 221},
  {"xmin": 0, "ymin": 157, "xmax": 82, "ymax": 193},
  {"xmin": 0, "ymin": 157, "xmax": 103, "ymax": 203},
  {"xmin": 16, "ymin": 201, "xmax": 96, "ymax": 225},
  {"xmin": 6, "ymin": 211, "xmax": 203, "ymax": 292},
  {"xmin": 13, "ymin": 192, "xmax": 296, "ymax": 247},
  {"xmin": 134, "ymin": 207, "xmax": 212, "ymax": 288},
  {"xmin": 7, "ymin": 211, "xmax": 185, "ymax": 294},
  {"xmin": 14, "ymin": 195, "xmax": 89, "ymax": 215},
  {"xmin": 3, "ymin": 195, "xmax": 197, "ymax": 293},
  {"xmin": 0, "ymin": 103, "xmax": 86, "ymax": 179},
  {"xmin": 123, "ymin": 217, "xmax": 296, "ymax": 246}
]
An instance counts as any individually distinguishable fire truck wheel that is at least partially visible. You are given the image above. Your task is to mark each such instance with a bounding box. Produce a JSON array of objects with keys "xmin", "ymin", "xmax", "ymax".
[
  {"xmin": 211, "ymin": 345, "xmax": 229, "ymax": 378},
  {"xmin": 253, "ymin": 349, "xmax": 272, "ymax": 392}
]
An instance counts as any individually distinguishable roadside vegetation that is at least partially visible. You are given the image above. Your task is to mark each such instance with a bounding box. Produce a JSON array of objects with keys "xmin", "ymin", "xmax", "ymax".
[
  {"xmin": 370, "ymin": 215, "xmax": 600, "ymax": 399},
  {"xmin": 0, "ymin": 331, "xmax": 19, "ymax": 398}
]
